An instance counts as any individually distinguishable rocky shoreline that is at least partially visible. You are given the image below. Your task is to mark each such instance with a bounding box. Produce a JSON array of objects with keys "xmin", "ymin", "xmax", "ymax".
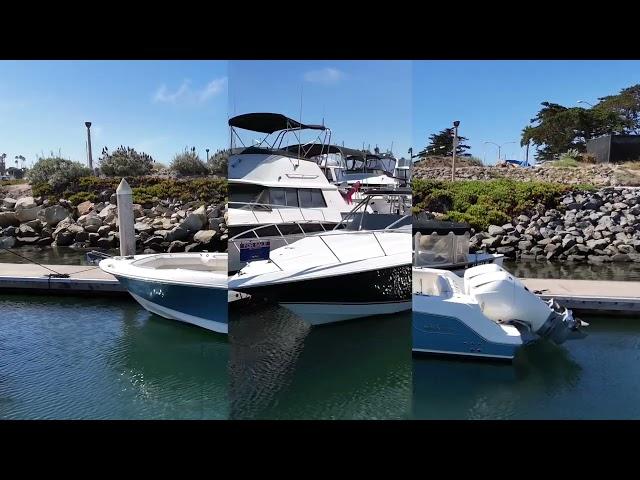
[
  {"xmin": 469, "ymin": 187, "xmax": 640, "ymax": 264},
  {"xmin": 413, "ymin": 162, "xmax": 640, "ymax": 187},
  {"xmin": 0, "ymin": 190, "xmax": 228, "ymax": 254}
]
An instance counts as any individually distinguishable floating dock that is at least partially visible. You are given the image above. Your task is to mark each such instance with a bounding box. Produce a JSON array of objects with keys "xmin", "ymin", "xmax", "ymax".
[
  {"xmin": 521, "ymin": 278, "xmax": 640, "ymax": 316},
  {"xmin": 0, "ymin": 263, "xmax": 125, "ymax": 295}
]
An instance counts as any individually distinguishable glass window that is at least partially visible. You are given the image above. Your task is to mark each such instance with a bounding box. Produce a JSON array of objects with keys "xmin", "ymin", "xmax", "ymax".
[
  {"xmin": 285, "ymin": 188, "xmax": 299, "ymax": 207},
  {"xmin": 298, "ymin": 188, "xmax": 327, "ymax": 208},
  {"xmin": 230, "ymin": 184, "xmax": 269, "ymax": 210},
  {"xmin": 310, "ymin": 189, "xmax": 327, "ymax": 207},
  {"xmin": 270, "ymin": 188, "xmax": 286, "ymax": 206},
  {"xmin": 298, "ymin": 189, "xmax": 313, "ymax": 208}
]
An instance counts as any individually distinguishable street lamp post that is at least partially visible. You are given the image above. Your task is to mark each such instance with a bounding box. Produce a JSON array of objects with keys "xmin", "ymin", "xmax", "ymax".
[
  {"xmin": 452, "ymin": 121, "xmax": 460, "ymax": 181},
  {"xmin": 484, "ymin": 141, "xmax": 516, "ymax": 163},
  {"xmin": 85, "ymin": 122, "xmax": 93, "ymax": 170}
]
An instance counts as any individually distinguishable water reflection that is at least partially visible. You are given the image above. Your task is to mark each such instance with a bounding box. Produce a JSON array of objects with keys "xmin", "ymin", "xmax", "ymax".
[{"xmin": 229, "ymin": 303, "xmax": 411, "ymax": 419}]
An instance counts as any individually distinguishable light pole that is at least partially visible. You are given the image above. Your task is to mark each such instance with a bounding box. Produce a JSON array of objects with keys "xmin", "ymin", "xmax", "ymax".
[
  {"xmin": 452, "ymin": 120, "xmax": 460, "ymax": 181},
  {"xmin": 85, "ymin": 122, "xmax": 93, "ymax": 170},
  {"xmin": 484, "ymin": 141, "xmax": 516, "ymax": 162},
  {"xmin": 206, "ymin": 148, "xmax": 210, "ymax": 162}
]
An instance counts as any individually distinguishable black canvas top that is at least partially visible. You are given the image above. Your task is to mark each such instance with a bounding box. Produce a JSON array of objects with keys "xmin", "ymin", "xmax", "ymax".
[{"xmin": 228, "ymin": 113, "xmax": 326, "ymax": 134}]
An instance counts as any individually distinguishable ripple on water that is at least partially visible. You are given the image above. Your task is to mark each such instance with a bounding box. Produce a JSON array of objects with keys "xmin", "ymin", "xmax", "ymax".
[
  {"xmin": 229, "ymin": 303, "xmax": 411, "ymax": 420},
  {"xmin": 0, "ymin": 294, "xmax": 229, "ymax": 419}
]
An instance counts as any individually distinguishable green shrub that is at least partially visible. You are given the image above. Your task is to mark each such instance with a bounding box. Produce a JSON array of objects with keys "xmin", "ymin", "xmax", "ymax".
[
  {"xmin": 412, "ymin": 178, "xmax": 593, "ymax": 231},
  {"xmin": 170, "ymin": 150, "xmax": 208, "ymax": 176},
  {"xmin": 207, "ymin": 150, "xmax": 229, "ymax": 176},
  {"xmin": 27, "ymin": 156, "xmax": 92, "ymax": 191},
  {"xmin": 99, "ymin": 146, "xmax": 154, "ymax": 177},
  {"xmin": 68, "ymin": 191, "xmax": 98, "ymax": 205}
]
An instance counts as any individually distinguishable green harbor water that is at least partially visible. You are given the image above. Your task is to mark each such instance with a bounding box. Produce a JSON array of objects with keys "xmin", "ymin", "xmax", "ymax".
[
  {"xmin": 412, "ymin": 315, "xmax": 640, "ymax": 419},
  {"xmin": 0, "ymin": 293, "xmax": 228, "ymax": 419},
  {"xmin": 229, "ymin": 303, "xmax": 411, "ymax": 419}
]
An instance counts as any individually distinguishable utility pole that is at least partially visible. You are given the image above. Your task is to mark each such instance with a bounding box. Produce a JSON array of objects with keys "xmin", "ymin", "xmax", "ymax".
[
  {"xmin": 452, "ymin": 121, "xmax": 460, "ymax": 181},
  {"xmin": 85, "ymin": 122, "xmax": 93, "ymax": 170}
]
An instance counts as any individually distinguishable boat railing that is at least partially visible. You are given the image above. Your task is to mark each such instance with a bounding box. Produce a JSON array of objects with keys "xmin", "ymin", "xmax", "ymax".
[
  {"xmin": 229, "ymin": 201, "xmax": 331, "ymax": 224},
  {"xmin": 229, "ymin": 220, "xmax": 336, "ymax": 251}
]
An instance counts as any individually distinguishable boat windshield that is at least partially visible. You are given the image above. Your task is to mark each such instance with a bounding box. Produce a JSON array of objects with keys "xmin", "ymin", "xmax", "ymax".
[
  {"xmin": 342, "ymin": 213, "xmax": 411, "ymax": 231},
  {"xmin": 414, "ymin": 231, "xmax": 469, "ymax": 267}
]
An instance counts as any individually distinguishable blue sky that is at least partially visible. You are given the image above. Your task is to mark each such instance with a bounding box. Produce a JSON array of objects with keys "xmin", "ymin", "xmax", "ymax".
[
  {"xmin": 229, "ymin": 61, "xmax": 412, "ymax": 158},
  {"xmin": 413, "ymin": 60, "xmax": 640, "ymax": 164},
  {"xmin": 0, "ymin": 61, "xmax": 228, "ymax": 168}
]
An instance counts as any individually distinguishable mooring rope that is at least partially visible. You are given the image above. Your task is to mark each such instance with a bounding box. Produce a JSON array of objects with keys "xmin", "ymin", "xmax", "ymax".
[{"xmin": 0, "ymin": 247, "xmax": 100, "ymax": 278}]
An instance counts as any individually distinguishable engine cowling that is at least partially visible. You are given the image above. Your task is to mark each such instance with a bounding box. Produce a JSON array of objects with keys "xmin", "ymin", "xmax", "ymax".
[{"xmin": 463, "ymin": 264, "xmax": 586, "ymax": 344}]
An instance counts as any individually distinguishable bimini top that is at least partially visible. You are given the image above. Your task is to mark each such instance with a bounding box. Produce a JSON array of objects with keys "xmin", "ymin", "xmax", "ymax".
[
  {"xmin": 228, "ymin": 113, "xmax": 327, "ymax": 134},
  {"xmin": 412, "ymin": 216, "xmax": 472, "ymax": 235},
  {"xmin": 282, "ymin": 143, "xmax": 367, "ymax": 159}
]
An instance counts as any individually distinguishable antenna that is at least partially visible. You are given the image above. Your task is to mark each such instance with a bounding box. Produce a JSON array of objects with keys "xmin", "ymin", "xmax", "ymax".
[{"xmin": 298, "ymin": 84, "xmax": 303, "ymax": 164}]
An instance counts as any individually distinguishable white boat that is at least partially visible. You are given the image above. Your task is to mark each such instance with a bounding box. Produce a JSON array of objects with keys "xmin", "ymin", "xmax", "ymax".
[
  {"xmin": 412, "ymin": 263, "xmax": 588, "ymax": 361},
  {"xmin": 99, "ymin": 252, "xmax": 228, "ymax": 333},
  {"xmin": 228, "ymin": 192, "xmax": 413, "ymax": 325},
  {"xmin": 227, "ymin": 113, "xmax": 354, "ymax": 274}
]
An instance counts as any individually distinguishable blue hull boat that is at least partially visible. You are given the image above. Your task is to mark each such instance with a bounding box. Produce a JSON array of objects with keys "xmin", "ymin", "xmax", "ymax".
[{"xmin": 100, "ymin": 253, "xmax": 228, "ymax": 334}]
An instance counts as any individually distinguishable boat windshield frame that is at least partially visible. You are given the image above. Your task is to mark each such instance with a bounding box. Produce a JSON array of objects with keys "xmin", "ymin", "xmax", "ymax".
[{"xmin": 334, "ymin": 189, "xmax": 412, "ymax": 231}]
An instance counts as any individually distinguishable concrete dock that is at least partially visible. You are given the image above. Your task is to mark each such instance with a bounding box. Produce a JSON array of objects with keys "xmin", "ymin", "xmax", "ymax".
[
  {"xmin": 0, "ymin": 263, "xmax": 125, "ymax": 294},
  {"xmin": 521, "ymin": 278, "xmax": 640, "ymax": 315}
]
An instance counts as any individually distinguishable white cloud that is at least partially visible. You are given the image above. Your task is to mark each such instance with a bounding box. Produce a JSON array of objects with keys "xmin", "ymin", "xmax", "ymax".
[
  {"xmin": 303, "ymin": 67, "xmax": 346, "ymax": 85},
  {"xmin": 153, "ymin": 77, "xmax": 227, "ymax": 105}
]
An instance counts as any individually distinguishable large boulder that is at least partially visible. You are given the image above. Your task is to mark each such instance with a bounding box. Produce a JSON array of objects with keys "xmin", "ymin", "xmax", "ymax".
[
  {"xmin": 14, "ymin": 196, "xmax": 37, "ymax": 210},
  {"xmin": 488, "ymin": 225, "xmax": 505, "ymax": 236},
  {"xmin": 98, "ymin": 204, "xmax": 117, "ymax": 219},
  {"xmin": 77, "ymin": 201, "xmax": 95, "ymax": 216},
  {"xmin": 38, "ymin": 205, "xmax": 70, "ymax": 227},
  {"xmin": 17, "ymin": 225, "xmax": 37, "ymax": 237},
  {"xmin": 0, "ymin": 211, "xmax": 20, "ymax": 227},
  {"xmin": 15, "ymin": 205, "xmax": 42, "ymax": 223},
  {"xmin": 2, "ymin": 197, "xmax": 17, "ymax": 209},
  {"xmin": 134, "ymin": 222, "xmax": 154, "ymax": 234},
  {"xmin": 182, "ymin": 205, "xmax": 207, "ymax": 232},
  {"xmin": 77, "ymin": 213, "xmax": 103, "ymax": 229},
  {"xmin": 193, "ymin": 230, "xmax": 217, "ymax": 244},
  {"xmin": 0, "ymin": 236, "xmax": 16, "ymax": 248}
]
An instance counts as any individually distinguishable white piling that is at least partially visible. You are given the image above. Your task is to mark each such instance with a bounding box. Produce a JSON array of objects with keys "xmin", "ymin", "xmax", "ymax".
[{"xmin": 116, "ymin": 178, "xmax": 136, "ymax": 256}]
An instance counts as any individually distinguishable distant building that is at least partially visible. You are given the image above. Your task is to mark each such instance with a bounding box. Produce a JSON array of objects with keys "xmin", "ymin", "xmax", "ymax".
[{"xmin": 586, "ymin": 134, "xmax": 640, "ymax": 163}]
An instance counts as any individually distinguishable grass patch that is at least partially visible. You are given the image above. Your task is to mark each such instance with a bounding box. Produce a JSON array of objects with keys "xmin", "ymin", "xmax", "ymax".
[
  {"xmin": 412, "ymin": 178, "xmax": 595, "ymax": 231},
  {"xmin": 547, "ymin": 158, "xmax": 580, "ymax": 168},
  {"xmin": 1, "ymin": 179, "xmax": 28, "ymax": 186}
]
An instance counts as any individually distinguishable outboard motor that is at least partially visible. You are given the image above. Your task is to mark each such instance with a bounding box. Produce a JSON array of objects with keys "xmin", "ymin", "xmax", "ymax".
[{"xmin": 464, "ymin": 264, "xmax": 588, "ymax": 345}]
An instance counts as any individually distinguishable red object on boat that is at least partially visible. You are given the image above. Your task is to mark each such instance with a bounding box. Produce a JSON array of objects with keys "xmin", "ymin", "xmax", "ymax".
[{"xmin": 345, "ymin": 181, "xmax": 361, "ymax": 204}]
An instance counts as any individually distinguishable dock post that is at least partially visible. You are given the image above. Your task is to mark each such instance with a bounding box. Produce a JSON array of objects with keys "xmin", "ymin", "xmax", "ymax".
[{"xmin": 116, "ymin": 178, "xmax": 136, "ymax": 256}]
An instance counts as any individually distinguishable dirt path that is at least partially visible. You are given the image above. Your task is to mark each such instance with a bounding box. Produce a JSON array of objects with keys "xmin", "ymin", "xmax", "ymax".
[{"xmin": 1, "ymin": 182, "xmax": 33, "ymax": 198}]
